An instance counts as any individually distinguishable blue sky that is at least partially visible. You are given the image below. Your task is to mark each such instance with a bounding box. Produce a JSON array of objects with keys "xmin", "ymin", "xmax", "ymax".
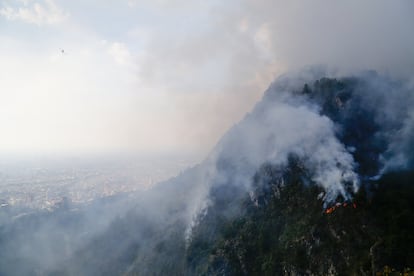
[{"xmin": 1, "ymin": 0, "xmax": 413, "ymax": 156}]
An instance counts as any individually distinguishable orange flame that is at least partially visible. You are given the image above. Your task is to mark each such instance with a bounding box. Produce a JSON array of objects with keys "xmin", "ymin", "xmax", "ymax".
[{"xmin": 324, "ymin": 202, "xmax": 357, "ymax": 214}]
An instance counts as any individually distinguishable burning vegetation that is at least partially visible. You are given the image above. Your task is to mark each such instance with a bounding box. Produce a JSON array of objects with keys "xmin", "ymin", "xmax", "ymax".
[{"xmin": 325, "ymin": 202, "xmax": 357, "ymax": 214}]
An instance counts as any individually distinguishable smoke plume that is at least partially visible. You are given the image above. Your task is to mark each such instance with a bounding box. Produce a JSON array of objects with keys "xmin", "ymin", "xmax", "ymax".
[{"xmin": 184, "ymin": 68, "xmax": 414, "ymax": 239}]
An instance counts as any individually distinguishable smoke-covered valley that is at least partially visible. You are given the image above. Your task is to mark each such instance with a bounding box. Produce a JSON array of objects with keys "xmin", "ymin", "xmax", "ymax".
[{"xmin": 1, "ymin": 69, "xmax": 413, "ymax": 275}]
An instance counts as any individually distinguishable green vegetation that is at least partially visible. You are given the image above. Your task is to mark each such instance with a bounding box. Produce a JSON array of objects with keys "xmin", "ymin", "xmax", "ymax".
[
  {"xmin": 3, "ymin": 75, "xmax": 413, "ymax": 275},
  {"xmin": 187, "ymin": 164, "xmax": 414, "ymax": 275}
]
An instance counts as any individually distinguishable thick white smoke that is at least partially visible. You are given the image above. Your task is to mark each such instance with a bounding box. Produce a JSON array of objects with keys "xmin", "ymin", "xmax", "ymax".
[
  {"xmin": 185, "ymin": 67, "xmax": 414, "ymax": 240},
  {"xmin": 213, "ymin": 95, "xmax": 359, "ymax": 199},
  {"xmin": 184, "ymin": 71, "xmax": 361, "ymax": 240}
]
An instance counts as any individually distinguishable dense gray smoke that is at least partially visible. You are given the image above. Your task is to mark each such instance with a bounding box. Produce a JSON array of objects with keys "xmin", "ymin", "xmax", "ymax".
[
  {"xmin": 184, "ymin": 68, "xmax": 414, "ymax": 239},
  {"xmin": 1, "ymin": 69, "xmax": 414, "ymax": 275},
  {"xmin": 1, "ymin": 1, "xmax": 414, "ymax": 274}
]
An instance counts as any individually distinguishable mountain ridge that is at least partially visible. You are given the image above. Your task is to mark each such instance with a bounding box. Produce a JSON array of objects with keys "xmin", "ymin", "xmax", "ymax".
[{"xmin": 1, "ymin": 70, "xmax": 413, "ymax": 275}]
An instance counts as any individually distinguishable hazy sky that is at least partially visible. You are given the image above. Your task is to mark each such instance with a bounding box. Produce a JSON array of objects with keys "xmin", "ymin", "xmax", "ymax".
[{"xmin": 1, "ymin": 0, "xmax": 413, "ymax": 156}]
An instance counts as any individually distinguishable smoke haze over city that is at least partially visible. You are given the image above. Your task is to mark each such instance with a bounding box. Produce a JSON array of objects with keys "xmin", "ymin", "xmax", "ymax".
[{"xmin": 1, "ymin": 1, "xmax": 414, "ymax": 275}]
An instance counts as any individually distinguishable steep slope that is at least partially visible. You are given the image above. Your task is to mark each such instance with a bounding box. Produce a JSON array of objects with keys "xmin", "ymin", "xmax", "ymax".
[
  {"xmin": 183, "ymin": 72, "xmax": 414, "ymax": 275},
  {"xmin": 83, "ymin": 71, "xmax": 414, "ymax": 275},
  {"xmin": 188, "ymin": 163, "xmax": 414, "ymax": 275},
  {"xmin": 4, "ymin": 71, "xmax": 413, "ymax": 275}
]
